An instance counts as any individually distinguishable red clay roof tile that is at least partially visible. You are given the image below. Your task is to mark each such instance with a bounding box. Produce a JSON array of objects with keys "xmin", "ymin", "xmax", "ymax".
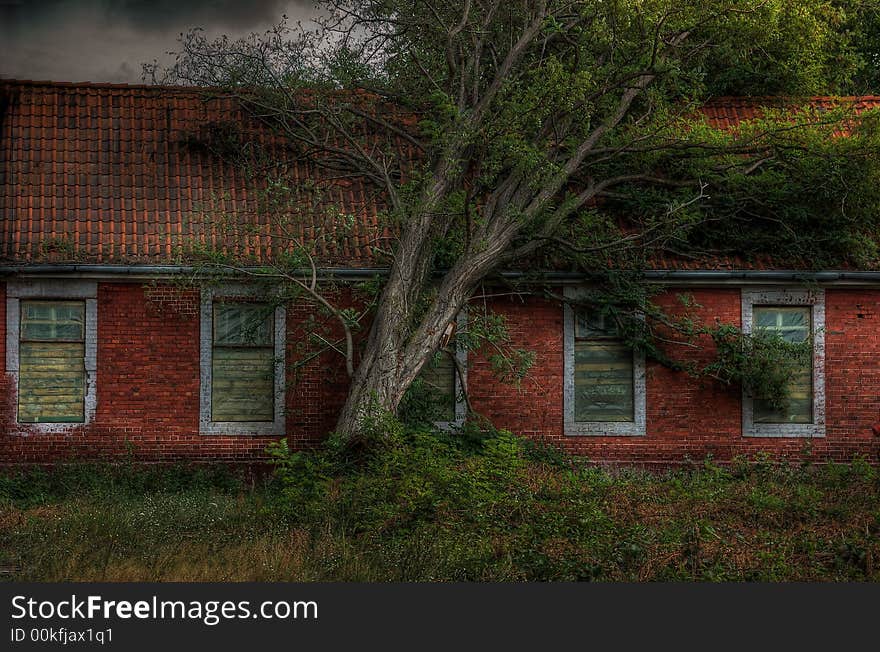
[{"xmin": 2, "ymin": 80, "xmax": 880, "ymax": 269}]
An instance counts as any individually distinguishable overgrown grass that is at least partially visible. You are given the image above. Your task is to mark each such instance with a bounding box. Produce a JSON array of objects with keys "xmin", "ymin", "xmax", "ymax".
[{"xmin": 1, "ymin": 425, "xmax": 878, "ymax": 582}]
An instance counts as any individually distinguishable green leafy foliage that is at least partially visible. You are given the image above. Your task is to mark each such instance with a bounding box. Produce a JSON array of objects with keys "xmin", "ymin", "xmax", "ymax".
[
  {"xmin": 263, "ymin": 419, "xmax": 880, "ymax": 581},
  {"xmin": 702, "ymin": 325, "xmax": 814, "ymax": 409},
  {"xmin": 398, "ymin": 375, "xmax": 454, "ymax": 427},
  {"xmin": 460, "ymin": 310, "xmax": 535, "ymax": 385}
]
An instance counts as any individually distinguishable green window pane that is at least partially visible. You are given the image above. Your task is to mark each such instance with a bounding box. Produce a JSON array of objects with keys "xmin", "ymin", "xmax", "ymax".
[
  {"xmin": 212, "ymin": 347, "xmax": 275, "ymax": 421},
  {"xmin": 214, "ymin": 303, "xmax": 273, "ymax": 346},
  {"xmin": 575, "ymin": 311, "xmax": 617, "ymax": 339},
  {"xmin": 21, "ymin": 301, "xmax": 84, "ymax": 341},
  {"xmin": 18, "ymin": 341, "xmax": 85, "ymax": 423},
  {"xmin": 574, "ymin": 340, "xmax": 634, "ymax": 422},
  {"xmin": 754, "ymin": 306, "xmax": 809, "ymax": 343},
  {"xmin": 753, "ymin": 306, "xmax": 813, "ymax": 423},
  {"xmin": 211, "ymin": 302, "xmax": 275, "ymax": 422},
  {"xmin": 780, "ymin": 309, "xmax": 808, "ymax": 328},
  {"xmin": 18, "ymin": 301, "xmax": 87, "ymax": 423},
  {"xmin": 754, "ymin": 399, "xmax": 812, "ymax": 423},
  {"xmin": 419, "ymin": 351, "xmax": 457, "ymax": 422},
  {"xmin": 755, "ymin": 310, "xmax": 778, "ymax": 329}
]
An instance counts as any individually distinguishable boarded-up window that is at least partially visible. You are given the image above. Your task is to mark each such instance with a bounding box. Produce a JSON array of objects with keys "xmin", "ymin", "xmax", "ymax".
[
  {"xmin": 211, "ymin": 303, "xmax": 274, "ymax": 422},
  {"xmin": 419, "ymin": 351, "xmax": 457, "ymax": 422},
  {"xmin": 18, "ymin": 301, "xmax": 86, "ymax": 423},
  {"xmin": 573, "ymin": 311, "xmax": 634, "ymax": 422},
  {"xmin": 753, "ymin": 306, "xmax": 812, "ymax": 424}
]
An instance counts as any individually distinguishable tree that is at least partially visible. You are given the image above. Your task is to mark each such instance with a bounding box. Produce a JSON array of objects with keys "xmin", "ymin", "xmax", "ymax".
[{"xmin": 147, "ymin": 0, "xmax": 880, "ymax": 438}]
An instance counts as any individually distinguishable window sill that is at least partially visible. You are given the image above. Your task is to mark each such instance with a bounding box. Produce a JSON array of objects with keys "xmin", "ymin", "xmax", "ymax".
[
  {"xmin": 564, "ymin": 421, "xmax": 645, "ymax": 437},
  {"xmin": 199, "ymin": 420, "xmax": 285, "ymax": 436},
  {"xmin": 11, "ymin": 422, "xmax": 88, "ymax": 435},
  {"xmin": 743, "ymin": 424, "xmax": 825, "ymax": 438}
]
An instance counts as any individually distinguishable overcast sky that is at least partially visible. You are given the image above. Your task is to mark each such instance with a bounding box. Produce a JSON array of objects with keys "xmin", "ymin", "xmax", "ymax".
[{"xmin": 0, "ymin": 0, "xmax": 319, "ymax": 84}]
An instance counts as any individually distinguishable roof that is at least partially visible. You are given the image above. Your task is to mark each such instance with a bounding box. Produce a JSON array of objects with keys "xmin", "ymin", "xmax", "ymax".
[
  {"xmin": 700, "ymin": 95, "xmax": 880, "ymax": 129},
  {"xmin": 0, "ymin": 79, "xmax": 414, "ymax": 266},
  {"xmin": 2, "ymin": 79, "xmax": 880, "ymax": 270}
]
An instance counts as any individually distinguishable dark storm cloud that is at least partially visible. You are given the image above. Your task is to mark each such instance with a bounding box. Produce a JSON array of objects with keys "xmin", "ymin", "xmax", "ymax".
[
  {"xmin": 0, "ymin": 0, "xmax": 318, "ymax": 83},
  {"xmin": 105, "ymin": 0, "xmax": 308, "ymax": 32}
]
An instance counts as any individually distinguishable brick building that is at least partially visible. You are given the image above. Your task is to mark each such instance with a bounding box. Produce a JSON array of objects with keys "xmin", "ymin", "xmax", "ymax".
[{"xmin": 2, "ymin": 80, "xmax": 880, "ymax": 465}]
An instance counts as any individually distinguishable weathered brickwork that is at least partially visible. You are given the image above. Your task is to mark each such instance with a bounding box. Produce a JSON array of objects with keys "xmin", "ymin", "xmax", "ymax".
[
  {"xmin": 283, "ymin": 288, "xmax": 365, "ymax": 447},
  {"xmin": 1, "ymin": 280, "xmax": 879, "ymax": 465},
  {"xmin": 0, "ymin": 282, "xmax": 10, "ymax": 441},
  {"xmin": 2, "ymin": 283, "xmax": 282, "ymax": 463},
  {"xmin": 824, "ymin": 290, "xmax": 880, "ymax": 457}
]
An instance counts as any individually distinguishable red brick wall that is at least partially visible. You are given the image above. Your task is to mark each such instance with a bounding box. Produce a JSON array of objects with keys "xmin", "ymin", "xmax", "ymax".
[
  {"xmin": 467, "ymin": 294, "xmax": 565, "ymax": 440},
  {"xmin": 1, "ymin": 280, "xmax": 878, "ymax": 465},
  {"xmin": 284, "ymin": 290, "xmax": 362, "ymax": 445},
  {"xmin": 824, "ymin": 290, "xmax": 880, "ymax": 456},
  {"xmin": 0, "ymin": 282, "xmax": 11, "ymax": 442},
  {"xmin": 465, "ymin": 290, "xmax": 743, "ymax": 462},
  {"xmin": 468, "ymin": 288, "xmax": 880, "ymax": 464},
  {"xmin": 1, "ymin": 284, "xmax": 296, "ymax": 463}
]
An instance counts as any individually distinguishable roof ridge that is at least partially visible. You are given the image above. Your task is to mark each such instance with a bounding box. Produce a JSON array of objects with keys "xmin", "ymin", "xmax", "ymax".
[
  {"xmin": 706, "ymin": 94, "xmax": 880, "ymax": 104},
  {"xmin": 0, "ymin": 77, "xmax": 206, "ymax": 93},
  {"xmin": 4, "ymin": 79, "xmax": 880, "ymax": 103}
]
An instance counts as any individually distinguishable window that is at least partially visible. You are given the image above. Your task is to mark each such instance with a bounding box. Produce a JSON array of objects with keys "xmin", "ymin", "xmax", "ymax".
[
  {"xmin": 419, "ymin": 352, "xmax": 457, "ymax": 422},
  {"xmin": 742, "ymin": 289, "xmax": 825, "ymax": 438},
  {"xmin": 212, "ymin": 303, "xmax": 275, "ymax": 422},
  {"xmin": 5, "ymin": 280, "xmax": 98, "ymax": 430},
  {"xmin": 18, "ymin": 301, "xmax": 86, "ymax": 423},
  {"xmin": 199, "ymin": 287, "xmax": 285, "ymax": 435},
  {"xmin": 573, "ymin": 311, "xmax": 634, "ymax": 422},
  {"xmin": 752, "ymin": 306, "xmax": 812, "ymax": 424},
  {"xmin": 416, "ymin": 313, "xmax": 467, "ymax": 428},
  {"xmin": 563, "ymin": 287, "xmax": 645, "ymax": 436}
]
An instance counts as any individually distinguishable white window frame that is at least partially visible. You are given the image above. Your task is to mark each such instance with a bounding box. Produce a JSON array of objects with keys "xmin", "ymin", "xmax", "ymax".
[
  {"xmin": 563, "ymin": 286, "xmax": 646, "ymax": 436},
  {"xmin": 5, "ymin": 280, "xmax": 98, "ymax": 432},
  {"xmin": 199, "ymin": 285, "xmax": 286, "ymax": 436},
  {"xmin": 741, "ymin": 288, "xmax": 825, "ymax": 438},
  {"xmin": 433, "ymin": 312, "xmax": 468, "ymax": 431}
]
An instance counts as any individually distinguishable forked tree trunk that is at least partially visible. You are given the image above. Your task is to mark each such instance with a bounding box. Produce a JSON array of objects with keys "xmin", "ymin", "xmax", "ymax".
[
  {"xmin": 334, "ymin": 242, "xmax": 504, "ymax": 439},
  {"xmin": 334, "ymin": 153, "xmax": 524, "ymax": 438},
  {"xmin": 334, "ymin": 273, "xmax": 451, "ymax": 438},
  {"xmin": 334, "ymin": 329, "xmax": 409, "ymax": 438},
  {"xmin": 334, "ymin": 326, "xmax": 455, "ymax": 439}
]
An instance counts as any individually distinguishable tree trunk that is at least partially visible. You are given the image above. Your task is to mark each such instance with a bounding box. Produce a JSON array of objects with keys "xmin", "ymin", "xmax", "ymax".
[
  {"xmin": 333, "ymin": 319, "xmax": 450, "ymax": 439},
  {"xmin": 333, "ymin": 156, "xmax": 522, "ymax": 439},
  {"xmin": 333, "ymin": 281, "xmax": 424, "ymax": 438},
  {"xmin": 334, "ymin": 239, "xmax": 507, "ymax": 438}
]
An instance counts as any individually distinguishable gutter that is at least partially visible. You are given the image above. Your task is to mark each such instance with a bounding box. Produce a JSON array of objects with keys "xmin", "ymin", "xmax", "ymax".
[
  {"xmin": 2, "ymin": 264, "xmax": 880, "ymax": 286},
  {"xmin": 0, "ymin": 264, "xmax": 383, "ymax": 281},
  {"xmin": 639, "ymin": 270, "xmax": 880, "ymax": 284}
]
